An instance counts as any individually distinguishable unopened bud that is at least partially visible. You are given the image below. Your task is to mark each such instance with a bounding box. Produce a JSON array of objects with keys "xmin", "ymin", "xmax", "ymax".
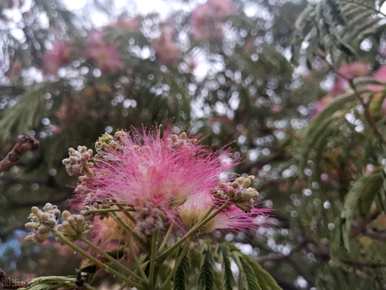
[
  {"xmin": 56, "ymin": 211, "xmax": 89, "ymax": 241},
  {"xmin": 212, "ymin": 175, "xmax": 260, "ymax": 211},
  {"xmin": 25, "ymin": 203, "xmax": 61, "ymax": 243},
  {"xmin": 62, "ymin": 146, "xmax": 93, "ymax": 176}
]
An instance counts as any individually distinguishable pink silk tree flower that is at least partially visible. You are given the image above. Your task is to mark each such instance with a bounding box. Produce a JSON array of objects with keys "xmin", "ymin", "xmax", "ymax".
[
  {"xmin": 191, "ymin": 3, "xmax": 224, "ymax": 41},
  {"xmin": 72, "ymin": 130, "xmax": 226, "ymax": 212},
  {"xmin": 178, "ymin": 179, "xmax": 269, "ymax": 232},
  {"xmin": 190, "ymin": 0, "xmax": 235, "ymax": 42},
  {"xmin": 310, "ymin": 95, "xmax": 334, "ymax": 118},
  {"xmin": 90, "ymin": 215, "xmax": 139, "ymax": 253},
  {"xmin": 207, "ymin": 0, "xmax": 236, "ymax": 19},
  {"xmin": 85, "ymin": 31, "xmax": 123, "ymax": 73},
  {"xmin": 152, "ymin": 27, "xmax": 181, "ymax": 65},
  {"xmin": 331, "ymin": 62, "xmax": 370, "ymax": 95},
  {"xmin": 178, "ymin": 192, "xmax": 268, "ymax": 232},
  {"xmin": 42, "ymin": 41, "xmax": 72, "ymax": 75},
  {"xmin": 368, "ymin": 66, "xmax": 386, "ymax": 92},
  {"xmin": 108, "ymin": 17, "xmax": 141, "ymax": 31},
  {"xmin": 70, "ymin": 129, "xmax": 268, "ymax": 233},
  {"xmin": 116, "ymin": 18, "xmax": 140, "ymax": 31},
  {"xmin": 212, "ymin": 206, "xmax": 269, "ymax": 231}
]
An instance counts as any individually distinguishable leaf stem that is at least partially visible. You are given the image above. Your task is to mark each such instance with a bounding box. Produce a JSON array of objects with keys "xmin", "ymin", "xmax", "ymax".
[
  {"xmin": 80, "ymin": 237, "xmax": 142, "ymax": 282},
  {"xmin": 156, "ymin": 201, "xmax": 230, "ymax": 261},
  {"xmin": 54, "ymin": 231, "xmax": 133, "ymax": 285},
  {"xmin": 111, "ymin": 211, "xmax": 146, "ymax": 245}
]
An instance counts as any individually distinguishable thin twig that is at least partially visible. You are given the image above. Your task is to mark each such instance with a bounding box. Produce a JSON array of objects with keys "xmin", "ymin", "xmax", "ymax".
[{"xmin": 0, "ymin": 135, "xmax": 39, "ymax": 172}]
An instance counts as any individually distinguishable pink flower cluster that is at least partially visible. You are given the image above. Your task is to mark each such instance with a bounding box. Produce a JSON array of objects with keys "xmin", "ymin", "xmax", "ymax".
[
  {"xmin": 368, "ymin": 66, "xmax": 386, "ymax": 92},
  {"xmin": 41, "ymin": 26, "xmax": 129, "ymax": 76},
  {"xmin": 152, "ymin": 26, "xmax": 181, "ymax": 66},
  {"xmin": 85, "ymin": 31, "xmax": 123, "ymax": 73},
  {"xmin": 70, "ymin": 129, "xmax": 267, "ymax": 237},
  {"xmin": 191, "ymin": 0, "xmax": 236, "ymax": 41},
  {"xmin": 312, "ymin": 63, "xmax": 386, "ymax": 117},
  {"xmin": 106, "ymin": 17, "xmax": 140, "ymax": 31},
  {"xmin": 42, "ymin": 41, "xmax": 72, "ymax": 75},
  {"xmin": 331, "ymin": 62, "xmax": 370, "ymax": 96}
]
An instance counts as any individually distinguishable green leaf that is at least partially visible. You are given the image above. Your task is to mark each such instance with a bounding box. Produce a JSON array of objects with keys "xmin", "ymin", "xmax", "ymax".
[
  {"xmin": 340, "ymin": 170, "xmax": 384, "ymax": 251},
  {"xmin": 239, "ymin": 255, "xmax": 262, "ymax": 290},
  {"xmin": 292, "ymin": 0, "xmax": 386, "ymax": 63},
  {"xmin": 243, "ymin": 255, "xmax": 283, "ymax": 290},
  {"xmin": 0, "ymin": 88, "xmax": 45, "ymax": 142},
  {"xmin": 221, "ymin": 246, "xmax": 235, "ymax": 290},
  {"xmin": 199, "ymin": 249, "xmax": 214, "ymax": 290},
  {"xmin": 174, "ymin": 253, "xmax": 188, "ymax": 290},
  {"xmin": 300, "ymin": 92, "xmax": 356, "ymax": 170}
]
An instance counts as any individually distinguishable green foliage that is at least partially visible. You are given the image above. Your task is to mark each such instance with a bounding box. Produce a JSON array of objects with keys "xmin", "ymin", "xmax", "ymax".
[
  {"xmin": 239, "ymin": 255, "xmax": 263, "ymax": 290},
  {"xmin": 0, "ymin": 87, "xmax": 46, "ymax": 142},
  {"xmin": 339, "ymin": 170, "xmax": 383, "ymax": 251},
  {"xmin": 292, "ymin": 0, "xmax": 386, "ymax": 65},
  {"xmin": 174, "ymin": 252, "xmax": 188, "ymax": 290},
  {"xmin": 221, "ymin": 246, "xmax": 235, "ymax": 290},
  {"xmin": 199, "ymin": 249, "xmax": 214, "ymax": 290},
  {"xmin": 2, "ymin": 0, "xmax": 386, "ymax": 289}
]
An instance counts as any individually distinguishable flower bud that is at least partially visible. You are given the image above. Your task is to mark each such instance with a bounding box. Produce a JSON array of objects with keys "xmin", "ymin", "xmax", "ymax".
[
  {"xmin": 25, "ymin": 203, "xmax": 61, "ymax": 243},
  {"xmin": 168, "ymin": 132, "xmax": 198, "ymax": 149},
  {"xmin": 55, "ymin": 212, "xmax": 89, "ymax": 241},
  {"xmin": 62, "ymin": 210, "xmax": 72, "ymax": 221},
  {"xmin": 62, "ymin": 146, "xmax": 93, "ymax": 176},
  {"xmin": 113, "ymin": 130, "xmax": 128, "ymax": 143},
  {"xmin": 212, "ymin": 175, "xmax": 260, "ymax": 211}
]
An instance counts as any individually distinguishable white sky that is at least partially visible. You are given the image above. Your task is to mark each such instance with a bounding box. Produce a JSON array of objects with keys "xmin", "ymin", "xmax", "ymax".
[{"xmin": 64, "ymin": 0, "xmax": 201, "ymax": 25}]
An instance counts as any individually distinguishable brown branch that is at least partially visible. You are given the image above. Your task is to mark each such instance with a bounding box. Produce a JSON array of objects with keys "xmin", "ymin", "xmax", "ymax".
[
  {"xmin": 0, "ymin": 136, "xmax": 39, "ymax": 288},
  {"xmin": 0, "ymin": 135, "xmax": 39, "ymax": 172}
]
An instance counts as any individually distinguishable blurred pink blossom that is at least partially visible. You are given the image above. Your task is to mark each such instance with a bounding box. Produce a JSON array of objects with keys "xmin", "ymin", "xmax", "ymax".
[
  {"xmin": 191, "ymin": 0, "xmax": 235, "ymax": 41},
  {"xmin": 42, "ymin": 41, "xmax": 72, "ymax": 75},
  {"xmin": 331, "ymin": 62, "xmax": 370, "ymax": 95},
  {"xmin": 311, "ymin": 95, "xmax": 334, "ymax": 118},
  {"xmin": 207, "ymin": 0, "xmax": 236, "ymax": 19},
  {"xmin": 368, "ymin": 66, "xmax": 386, "ymax": 92},
  {"xmin": 153, "ymin": 27, "xmax": 181, "ymax": 65},
  {"xmin": 85, "ymin": 31, "xmax": 123, "ymax": 73},
  {"xmin": 107, "ymin": 17, "xmax": 140, "ymax": 31},
  {"xmin": 90, "ymin": 215, "xmax": 140, "ymax": 253}
]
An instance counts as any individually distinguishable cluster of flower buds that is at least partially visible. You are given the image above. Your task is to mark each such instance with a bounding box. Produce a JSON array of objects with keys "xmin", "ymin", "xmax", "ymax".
[
  {"xmin": 62, "ymin": 146, "xmax": 93, "ymax": 176},
  {"xmin": 168, "ymin": 132, "xmax": 198, "ymax": 149},
  {"xmin": 95, "ymin": 133, "xmax": 115, "ymax": 153},
  {"xmin": 212, "ymin": 175, "xmax": 259, "ymax": 211},
  {"xmin": 56, "ymin": 210, "xmax": 89, "ymax": 241},
  {"xmin": 25, "ymin": 203, "xmax": 60, "ymax": 242},
  {"xmin": 95, "ymin": 130, "xmax": 128, "ymax": 155},
  {"xmin": 133, "ymin": 206, "xmax": 165, "ymax": 236}
]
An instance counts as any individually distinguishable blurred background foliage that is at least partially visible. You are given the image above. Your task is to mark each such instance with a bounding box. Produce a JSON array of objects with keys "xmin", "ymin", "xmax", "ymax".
[{"xmin": 1, "ymin": 0, "xmax": 386, "ymax": 289}]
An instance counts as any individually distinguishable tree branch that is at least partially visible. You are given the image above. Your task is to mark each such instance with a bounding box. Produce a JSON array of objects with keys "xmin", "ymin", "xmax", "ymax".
[{"xmin": 0, "ymin": 135, "xmax": 39, "ymax": 172}]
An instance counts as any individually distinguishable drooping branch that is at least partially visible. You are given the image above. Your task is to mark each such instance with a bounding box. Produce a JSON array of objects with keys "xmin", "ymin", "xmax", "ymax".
[
  {"xmin": 0, "ymin": 134, "xmax": 39, "ymax": 173},
  {"xmin": 0, "ymin": 135, "xmax": 39, "ymax": 289}
]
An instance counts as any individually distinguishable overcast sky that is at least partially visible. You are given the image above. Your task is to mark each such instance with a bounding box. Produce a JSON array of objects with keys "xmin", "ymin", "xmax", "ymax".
[{"xmin": 64, "ymin": 0, "xmax": 201, "ymax": 26}]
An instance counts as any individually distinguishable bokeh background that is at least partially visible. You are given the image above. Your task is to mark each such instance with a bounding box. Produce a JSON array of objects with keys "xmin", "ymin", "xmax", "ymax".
[{"xmin": 1, "ymin": 0, "xmax": 386, "ymax": 289}]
